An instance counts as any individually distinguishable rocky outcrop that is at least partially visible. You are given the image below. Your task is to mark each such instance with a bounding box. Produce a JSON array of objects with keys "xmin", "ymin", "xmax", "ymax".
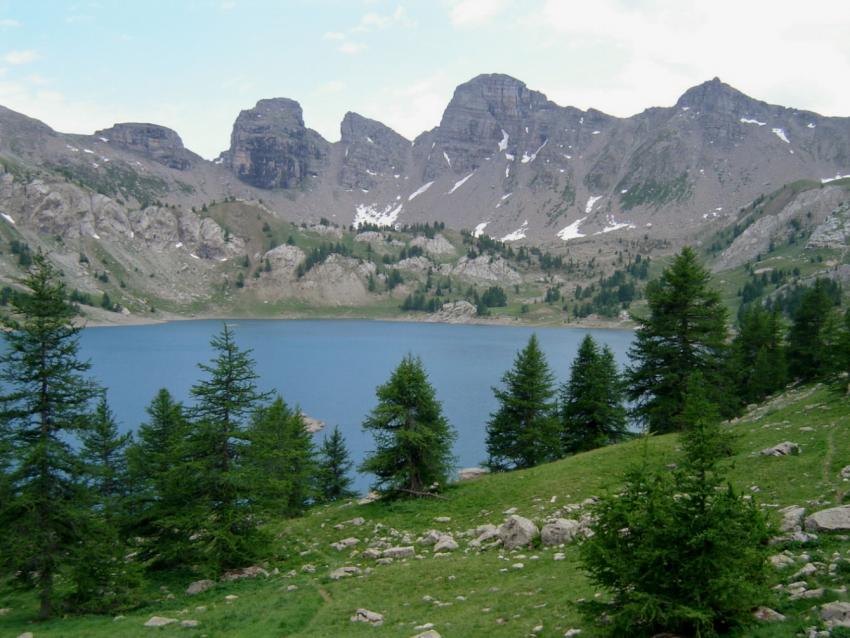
[
  {"xmin": 410, "ymin": 234, "xmax": 456, "ymax": 256},
  {"xmin": 446, "ymin": 255, "xmax": 521, "ymax": 284},
  {"xmin": 541, "ymin": 519, "xmax": 582, "ymax": 546},
  {"xmin": 498, "ymin": 515, "xmax": 539, "ymax": 549},
  {"xmin": 94, "ymin": 123, "xmax": 198, "ymax": 170},
  {"xmin": 224, "ymin": 98, "xmax": 330, "ymax": 189},
  {"xmin": 805, "ymin": 505, "xmax": 850, "ymax": 532}
]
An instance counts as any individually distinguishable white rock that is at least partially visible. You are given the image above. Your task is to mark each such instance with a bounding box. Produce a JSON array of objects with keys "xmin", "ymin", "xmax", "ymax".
[
  {"xmin": 434, "ymin": 536, "xmax": 459, "ymax": 552},
  {"xmin": 382, "ymin": 546, "xmax": 416, "ymax": 559},
  {"xmin": 458, "ymin": 467, "xmax": 488, "ymax": 481},
  {"xmin": 779, "ymin": 505, "xmax": 806, "ymax": 532},
  {"xmin": 144, "ymin": 616, "xmax": 178, "ymax": 627},
  {"xmin": 541, "ymin": 519, "xmax": 582, "ymax": 546},
  {"xmin": 331, "ymin": 537, "xmax": 360, "ymax": 551},
  {"xmin": 499, "ymin": 515, "xmax": 539, "ymax": 549},
  {"xmin": 805, "ymin": 505, "xmax": 850, "ymax": 532},
  {"xmin": 754, "ymin": 607, "xmax": 786, "ymax": 622},
  {"xmin": 330, "ymin": 566, "xmax": 361, "ymax": 580},
  {"xmin": 351, "ymin": 608, "xmax": 384, "ymax": 625},
  {"xmin": 760, "ymin": 441, "xmax": 801, "ymax": 456},
  {"xmin": 186, "ymin": 579, "xmax": 215, "ymax": 595}
]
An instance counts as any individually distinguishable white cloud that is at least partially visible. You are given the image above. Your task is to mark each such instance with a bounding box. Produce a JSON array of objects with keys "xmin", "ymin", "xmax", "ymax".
[
  {"xmin": 315, "ymin": 80, "xmax": 346, "ymax": 94},
  {"xmin": 3, "ymin": 50, "xmax": 39, "ymax": 65},
  {"xmin": 322, "ymin": 31, "xmax": 346, "ymax": 40},
  {"xmin": 361, "ymin": 73, "xmax": 455, "ymax": 140},
  {"xmin": 338, "ymin": 41, "xmax": 366, "ymax": 55},
  {"xmin": 447, "ymin": 0, "xmax": 511, "ymax": 27},
  {"xmin": 353, "ymin": 6, "xmax": 414, "ymax": 32},
  {"xmin": 220, "ymin": 1, "xmax": 237, "ymax": 9},
  {"xmin": 0, "ymin": 19, "xmax": 20, "ymax": 28}
]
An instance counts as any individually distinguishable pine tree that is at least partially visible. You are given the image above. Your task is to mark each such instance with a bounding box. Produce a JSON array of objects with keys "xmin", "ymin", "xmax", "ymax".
[
  {"xmin": 787, "ymin": 279, "xmax": 840, "ymax": 381},
  {"xmin": 728, "ymin": 305, "xmax": 787, "ymax": 409},
  {"xmin": 560, "ymin": 335, "xmax": 628, "ymax": 454},
  {"xmin": 579, "ymin": 374, "xmax": 770, "ymax": 637},
  {"xmin": 486, "ymin": 334, "xmax": 559, "ymax": 470},
  {"xmin": 626, "ymin": 247, "xmax": 729, "ymax": 434},
  {"xmin": 0, "ymin": 253, "xmax": 99, "ymax": 619},
  {"xmin": 181, "ymin": 324, "xmax": 272, "ymax": 574},
  {"xmin": 81, "ymin": 392, "xmax": 132, "ymax": 522},
  {"xmin": 360, "ymin": 355, "xmax": 456, "ymax": 495},
  {"xmin": 317, "ymin": 425, "xmax": 356, "ymax": 502},
  {"xmin": 245, "ymin": 396, "xmax": 317, "ymax": 517}
]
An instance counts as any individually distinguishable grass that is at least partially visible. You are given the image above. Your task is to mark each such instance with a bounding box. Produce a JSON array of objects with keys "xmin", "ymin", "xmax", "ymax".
[{"xmin": 2, "ymin": 383, "xmax": 849, "ymax": 636}]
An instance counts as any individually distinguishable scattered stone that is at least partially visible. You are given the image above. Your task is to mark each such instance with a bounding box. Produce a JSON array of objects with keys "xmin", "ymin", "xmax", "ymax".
[
  {"xmin": 17, "ymin": 633, "xmax": 33, "ymax": 638},
  {"xmin": 419, "ymin": 529, "xmax": 443, "ymax": 546},
  {"xmin": 383, "ymin": 546, "xmax": 415, "ymax": 559},
  {"xmin": 221, "ymin": 565, "xmax": 269, "ymax": 581},
  {"xmin": 753, "ymin": 607, "xmax": 786, "ymax": 622},
  {"xmin": 778, "ymin": 505, "xmax": 806, "ymax": 532},
  {"xmin": 554, "ymin": 552, "xmax": 566, "ymax": 561},
  {"xmin": 180, "ymin": 620, "xmax": 200, "ymax": 628},
  {"xmin": 532, "ymin": 625, "xmax": 544, "ymax": 633},
  {"xmin": 357, "ymin": 491, "xmax": 380, "ymax": 505},
  {"xmin": 331, "ymin": 537, "xmax": 360, "ymax": 551},
  {"xmin": 414, "ymin": 623, "xmax": 435, "ymax": 630},
  {"xmin": 224, "ymin": 594, "xmax": 238, "ymax": 601},
  {"xmin": 346, "ymin": 517, "xmax": 366, "ymax": 526},
  {"xmin": 433, "ymin": 516, "xmax": 451, "ymax": 523},
  {"xmin": 793, "ymin": 562, "xmax": 818, "ymax": 579},
  {"xmin": 329, "ymin": 566, "xmax": 361, "ymax": 580},
  {"xmin": 376, "ymin": 558, "xmax": 393, "ymax": 565},
  {"xmin": 301, "ymin": 563, "xmax": 316, "ymax": 574},
  {"xmin": 503, "ymin": 507, "xmax": 518, "ymax": 515},
  {"xmin": 821, "ymin": 601, "xmax": 850, "ymax": 627},
  {"xmin": 362, "ymin": 548, "xmax": 382, "ymax": 559},
  {"xmin": 458, "ymin": 467, "xmax": 488, "ymax": 481},
  {"xmin": 411, "ymin": 631, "xmax": 441, "ymax": 638},
  {"xmin": 564, "ymin": 630, "xmax": 582, "ymax": 637},
  {"xmin": 434, "ymin": 536, "xmax": 459, "ymax": 552},
  {"xmin": 760, "ymin": 441, "xmax": 801, "ymax": 456},
  {"xmin": 769, "ymin": 553, "xmax": 795, "ymax": 569},
  {"xmin": 499, "ymin": 515, "xmax": 539, "ymax": 549},
  {"xmin": 470, "ymin": 524, "xmax": 500, "ymax": 547},
  {"xmin": 0, "ymin": 608, "xmax": 10, "ymax": 616},
  {"xmin": 512, "ymin": 562, "xmax": 524, "ymax": 570},
  {"xmin": 841, "ymin": 465, "xmax": 850, "ymax": 480},
  {"xmin": 350, "ymin": 608, "xmax": 384, "ymax": 626},
  {"xmin": 541, "ymin": 518, "xmax": 582, "ymax": 546},
  {"xmin": 144, "ymin": 616, "xmax": 178, "ymax": 627},
  {"xmin": 186, "ymin": 579, "xmax": 215, "ymax": 595},
  {"xmin": 287, "ymin": 584, "xmax": 298, "ymax": 591},
  {"xmin": 805, "ymin": 505, "xmax": 850, "ymax": 532}
]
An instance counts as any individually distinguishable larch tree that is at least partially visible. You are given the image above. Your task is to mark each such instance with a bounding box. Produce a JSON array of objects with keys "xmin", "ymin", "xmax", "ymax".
[
  {"xmin": 316, "ymin": 425, "xmax": 356, "ymax": 502},
  {"xmin": 360, "ymin": 354, "xmax": 456, "ymax": 496},
  {"xmin": 560, "ymin": 334, "xmax": 628, "ymax": 454},
  {"xmin": 0, "ymin": 253, "xmax": 99, "ymax": 619},
  {"xmin": 626, "ymin": 247, "xmax": 729, "ymax": 434},
  {"xmin": 486, "ymin": 334, "xmax": 559, "ymax": 470}
]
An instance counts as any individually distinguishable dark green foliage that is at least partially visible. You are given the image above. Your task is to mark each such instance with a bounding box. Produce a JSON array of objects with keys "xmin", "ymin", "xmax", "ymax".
[
  {"xmin": 486, "ymin": 334, "xmax": 560, "ymax": 470},
  {"xmin": 619, "ymin": 173, "xmax": 692, "ymax": 210},
  {"xmin": 80, "ymin": 393, "xmax": 132, "ymax": 520},
  {"xmin": 316, "ymin": 425, "xmax": 356, "ymax": 502},
  {"xmin": 480, "ymin": 286, "xmax": 507, "ymax": 307},
  {"xmin": 10, "ymin": 239, "xmax": 32, "ymax": 267},
  {"xmin": 386, "ymin": 268, "xmax": 404, "ymax": 290},
  {"xmin": 295, "ymin": 242, "xmax": 352, "ymax": 278},
  {"xmin": 360, "ymin": 355, "xmax": 456, "ymax": 495},
  {"xmin": 627, "ymin": 247, "xmax": 729, "ymax": 433},
  {"xmin": 787, "ymin": 279, "xmax": 841, "ymax": 381},
  {"xmin": 560, "ymin": 335, "xmax": 628, "ymax": 454},
  {"xmin": 728, "ymin": 305, "xmax": 787, "ymax": 408},
  {"xmin": 0, "ymin": 253, "xmax": 100, "ymax": 619},
  {"xmin": 579, "ymin": 375, "xmax": 770, "ymax": 637},
  {"xmin": 245, "ymin": 397, "xmax": 317, "ymax": 517}
]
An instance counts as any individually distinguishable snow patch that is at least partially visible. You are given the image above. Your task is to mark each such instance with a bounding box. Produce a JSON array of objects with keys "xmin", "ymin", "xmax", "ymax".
[
  {"xmin": 448, "ymin": 172, "xmax": 474, "ymax": 194},
  {"xmin": 557, "ymin": 217, "xmax": 586, "ymax": 241},
  {"xmin": 740, "ymin": 117, "xmax": 767, "ymax": 126},
  {"xmin": 365, "ymin": 169, "xmax": 377, "ymax": 176},
  {"xmin": 366, "ymin": 136, "xmax": 374, "ymax": 144},
  {"xmin": 505, "ymin": 153, "xmax": 515, "ymax": 161},
  {"xmin": 1, "ymin": 213, "xmax": 15, "ymax": 225},
  {"xmin": 98, "ymin": 137, "xmax": 109, "ymax": 142},
  {"xmin": 91, "ymin": 232, "xmax": 100, "ymax": 239},
  {"xmin": 595, "ymin": 215, "xmax": 635, "ymax": 234},
  {"xmin": 354, "ymin": 203, "xmax": 403, "ymax": 228},
  {"xmin": 66, "ymin": 145, "xmax": 79, "ymax": 152},
  {"xmin": 83, "ymin": 148, "xmax": 94, "ymax": 154},
  {"xmin": 772, "ymin": 128, "xmax": 790, "ymax": 144},
  {"xmin": 585, "ymin": 195, "xmax": 602, "ymax": 214},
  {"xmin": 473, "ymin": 222, "xmax": 489, "ymax": 238},
  {"xmin": 591, "ymin": 130, "xmax": 600, "ymax": 135},
  {"xmin": 214, "ymin": 157, "xmax": 224, "ymax": 165},
  {"xmin": 408, "ymin": 181, "xmax": 434, "ymax": 201},
  {"xmin": 498, "ymin": 129, "xmax": 509, "ymax": 152},
  {"xmin": 175, "ymin": 242, "xmax": 183, "ymax": 248},
  {"xmin": 443, "ymin": 151, "xmax": 451, "ymax": 167},
  {"xmin": 821, "ymin": 174, "xmax": 850, "ymax": 184},
  {"xmin": 501, "ymin": 220, "xmax": 528, "ymax": 242},
  {"xmin": 521, "ymin": 139, "xmax": 548, "ymax": 164},
  {"xmin": 505, "ymin": 165, "xmax": 510, "ymax": 179},
  {"xmin": 807, "ymin": 122, "xmax": 816, "ymax": 129},
  {"xmin": 190, "ymin": 253, "xmax": 200, "ymax": 260},
  {"xmin": 681, "ymin": 106, "xmax": 690, "ymax": 111}
]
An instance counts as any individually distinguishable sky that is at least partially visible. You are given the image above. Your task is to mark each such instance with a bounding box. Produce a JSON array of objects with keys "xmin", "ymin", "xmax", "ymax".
[{"xmin": 1, "ymin": 0, "xmax": 849, "ymax": 159}]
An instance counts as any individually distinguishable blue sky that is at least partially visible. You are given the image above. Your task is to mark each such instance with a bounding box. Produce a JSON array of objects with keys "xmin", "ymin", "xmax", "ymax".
[{"xmin": 1, "ymin": 0, "xmax": 849, "ymax": 158}]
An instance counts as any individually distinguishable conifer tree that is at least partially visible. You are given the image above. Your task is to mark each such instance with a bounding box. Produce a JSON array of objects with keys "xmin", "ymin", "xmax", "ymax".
[
  {"xmin": 486, "ymin": 334, "xmax": 559, "ymax": 470},
  {"xmin": 560, "ymin": 335, "xmax": 628, "ymax": 454},
  {"xmin": 180, "ymin": 324, "xmax": 272, "ymax": 574},
  {"xmin": 0, "ymin": 253, "xmax": 99, "ymax": 619},
  {"xmin": 626, "ymin": 247, "xmax": 729, "ymax": 433},
  {"xmin": 317, "ymin": 425, "xmax": 356, "ymax": 502},
  {"xmin": 579, "ymin": 373, "xmax": 769, "ymax": 637},
  {"xmin": 728, "ymin": 305, "xmax": 787, "ymax": 409},
  {"xmin": 787, "ymin": 279, "xmax": 840, "ymax": 381},
  {"xmin": 246, "ymin": 396, "xmax": 317, "ymax": 517},
  {"xmin": 360, "ymin": 355, "xmax": 456, "ymax": 495},
  {"xmin": 81, "ymin": 392, "xmax": 132, "ymax": 522}
]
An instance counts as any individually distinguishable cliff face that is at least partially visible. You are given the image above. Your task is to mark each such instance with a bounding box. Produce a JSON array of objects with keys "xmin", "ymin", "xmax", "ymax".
[{"xmin": 94, "ymin": 123, "xmax": 198, "ymax": 171}]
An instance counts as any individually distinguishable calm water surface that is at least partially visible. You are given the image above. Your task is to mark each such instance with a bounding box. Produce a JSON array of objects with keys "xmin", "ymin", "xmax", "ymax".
[{"xmin": 79, "ymin": 320, "xmax": 634, "ymax": 492}]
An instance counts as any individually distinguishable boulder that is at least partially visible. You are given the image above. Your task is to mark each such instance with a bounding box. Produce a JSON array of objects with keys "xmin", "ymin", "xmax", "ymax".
[
  {"xmin": 760, "ymin": 441, "xmax": 801, "ymax": 456},
  {"xmin": 351, "ymin": 608, "xmax": 384, "ymax": 625},
  {"xmin": 330, "ymin": 566, "xmax": 361, "ymax": 580},
  {"xmin": 331, "ymin": 537, "xmax": 360, "ymax": 551},
  {"xmin": 434, "ymin": 536, "xmax": 459, "ymax": 552},
  {"xmin": 753, "ymin": 607, "xmax": 785, "ymax": 622},
  {"xmin": 180, "ymin": 620, "xmax": 200, "ymax": 628},
  {"xmin": 821, "ymin": 601, "xmax": 850, "ymax": 627},
  {"xmin": 842, "ymin": 465, "xmax": 850, "ymax": 480},
  {"xmin": 411, "ymin": 631, "xmax": 442, "ymax": 638},
  {"xmin": 186, "ymin": 579, "xmax": 215, "ymax": 595},
  {"xmin": 541, "ymin": 519, "xmax": 582, "ymax": 546},
  {"xmin": 144, "ymin": 616, "xmax": 178, "ymax": 627},
  {"xmin": 419, "ymin": 529, "xmax": 443, "ymax": 546},
  {"xmin": 220, "ymin": 565, "xmax": 269, "ymax": 581},
  {"xmin": 470, "ymin": 524, "xmax": 500, "ymax": 547},
  {"xmin": 498, "ymin": 515, "xmax": 539, "ymax": 549},
  {"xmin": 778, "ymin": 505, "xmax": 805, "ymax": 532},
  {"xmin": 805, "ymin": 505, "xmax": 850, "ymax": 532},
  {"xmin": 382, "ymin": 546, "xmax": 415, "ymax": 559}
]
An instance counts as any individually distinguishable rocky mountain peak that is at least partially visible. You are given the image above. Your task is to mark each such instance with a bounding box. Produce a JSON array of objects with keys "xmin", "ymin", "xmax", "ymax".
[
  {"xmin": 239, "ymin": 98, "xmax": 306, "ymax": 131},
  {"xmin": 94, "ymin": 123, "xmax": 194, "ymax": 170},
  {"xmin": 338, "ymin": 112, "xmax": 410, "ymax": 190},
  {"xmin": 444, "ymin": 73, "xmax": 553, "ymax": 124},
  {"xmin": 675, "ymin": 77, "xmax": 763, "ymax": 115},
  {"xmin": 340, "ymin": 112, "xmax": 408, "ymax": 146}
]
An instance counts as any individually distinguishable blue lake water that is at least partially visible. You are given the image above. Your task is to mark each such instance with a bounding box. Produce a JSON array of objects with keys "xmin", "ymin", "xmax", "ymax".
[{"xmin": 79, "ymin": 320, "xmax": 634, "ymax": 492}]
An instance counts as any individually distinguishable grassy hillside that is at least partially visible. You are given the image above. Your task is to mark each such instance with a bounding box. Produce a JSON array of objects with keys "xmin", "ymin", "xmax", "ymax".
[{"xmin": 2, "ymin": 383, "xmax": 849, "ymax": 637}]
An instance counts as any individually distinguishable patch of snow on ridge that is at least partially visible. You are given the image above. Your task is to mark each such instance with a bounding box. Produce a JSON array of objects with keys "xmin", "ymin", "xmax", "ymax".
[
  {"xmin": 521, "ymin": 139, "xmax": 548, "ymax": 164},
  {"xmin": 595, "ymin": 215, "xmax": 636, "ymax": 234},
  {"xmin": 772, "ymin": 128, "xmax": 790, "ymax": 144},
  {"xmin": 740, "ymin": 117, "xmax": 767, "ymax": 126},
  {"xmin": 1, "ymin": 213, "xmax": 15, "ymax": 225},
  {"xmin": 585, "ymin": 195, "xmax": 602, "ymax": 214},
  {"xmin": 557, "ymin": 217, "xmax": 586, "ymax": 241},
  {"xmin": 807, "ymin": 122, "xmax": 816, "ymax": 129},
  {"xmin": 498, "ymin": 129, "xmax": 509, "ymax": 152},
  {"xmin": 822, "ymin": 174, "xmax": 850, "ymax": 184},
  {"xmin": 448, "ymin": 172, "xmax": 474, "ymax": 194},
  {"xmin": 443, "ymin": 151, "xmax": 451, "ymax": 167},
  {"xmin": 408, "ymin": 181, "xmax": 433, "ymax": 201},
  {"xmin": 473, "ymin": 222, "xmax": 489, "ymax": 238},
  {"xmin": 354, "ymin": 203, "xmax": 403, "ymax": 228},
  {"xmin": 501, "ymin": 220, "xmax": 528, "ymax": 242},
  {"xmin": 366, "ymin": 136, "xmax": 374, "ymax": 144}
]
